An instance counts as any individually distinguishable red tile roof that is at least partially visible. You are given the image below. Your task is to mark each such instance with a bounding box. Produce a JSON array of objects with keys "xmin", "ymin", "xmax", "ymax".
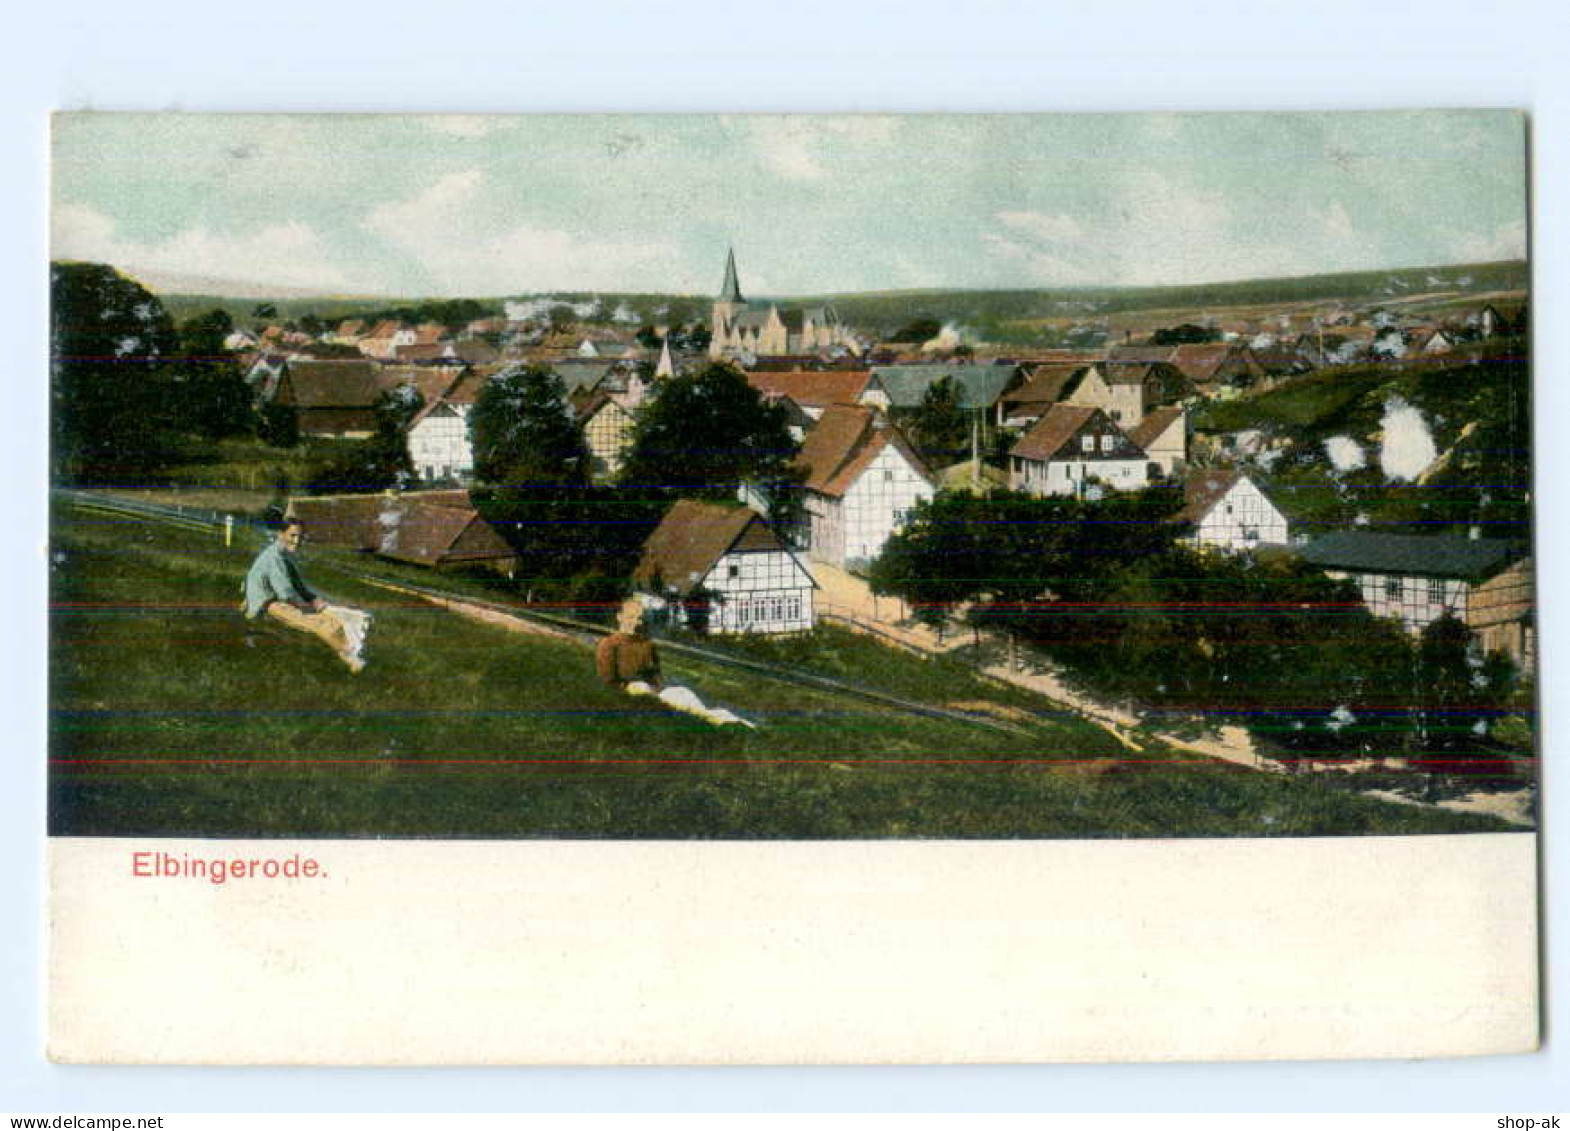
[
  {"xmin": 1127, "ymin": 406, "xmax": 1185, "ymax": 451},
  {"xmin": 1009, "ymin": 404, "xmax": 1099, "ymax": 462},
  {"xmin": 286, "ymin": 491, "xmax": 514, "ymax": 567},
  {"xmin": 796, "ymin": 404, "xmax": 932, "ymax": 498},
  {"xmin": 746, "ymin": 369, "xmax": 873, "ymax": 409}
]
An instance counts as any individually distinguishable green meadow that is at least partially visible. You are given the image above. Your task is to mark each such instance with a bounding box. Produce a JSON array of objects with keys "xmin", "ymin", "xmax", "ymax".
[{"xmin": 48, "ymin": 502, "xmax": 1507, "ymax": 839}]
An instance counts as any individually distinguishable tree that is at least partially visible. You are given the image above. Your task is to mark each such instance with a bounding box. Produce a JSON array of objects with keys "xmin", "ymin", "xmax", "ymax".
[
  {"xmin": 619, "ymin": 362, "xmax": 801, "ymax": 519},
  {"xmin": 468, "ymin": 364, "xmax": 590, "ymax": 487},
  {"xmin": 1149, "ymin": 323, "xmax": 1219, "ymax": 345},
  {"xmin": 908, "ymin": 375, "xmax": 971, "ymax": 464},
  {"xmin": 174, "ymin": 309, "xmax": 252, "ymax": 439},
  {"xmin": 252, "ymin": 302, "xmax": 278, "ymax": 320},
  {"xmin": 546, "ymin": 304, "xmax": 578, "ymax": 333},
  {"xmin": 890, "ymin": 317, "xmax": 942, "ymax": 344},
  {"xmin": 304, "ymin": 387, "xmax": 423, "ymax": 495},
  {"xmin": 50, "ymin": 261, "xmax": 181, "ymax": 482}
]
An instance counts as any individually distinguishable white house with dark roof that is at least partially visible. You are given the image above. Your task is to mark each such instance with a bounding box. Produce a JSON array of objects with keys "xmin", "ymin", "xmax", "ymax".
[
  {"xmin": 633, "ymin": 500, "xmax": 817, "ymax": 635},
  {"xmin": 795, "ymin": 404, "xmax": 935, "ymax": 567},
  {"xmin": 1009, "ymin": 405, "xmax": 1150, "ymax": 498},
  {"xmin": 1177, "ymin": 469, "xmax": 1290, "ymax": 552},
  {"xmin": 1299, "ymin": 530, "xmax": 1534, "ymax": 669},
  {"xmin": 405, "ymin": 370, "xmax": 487, "ymax": 482}
]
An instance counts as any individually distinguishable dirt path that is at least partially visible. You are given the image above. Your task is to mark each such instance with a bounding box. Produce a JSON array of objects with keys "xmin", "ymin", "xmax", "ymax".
[{"xmin": 813, "ymin": 561, "xmax": 1280, "ymax": 771}]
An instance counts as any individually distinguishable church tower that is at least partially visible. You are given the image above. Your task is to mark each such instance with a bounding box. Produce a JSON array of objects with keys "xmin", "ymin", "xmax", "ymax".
[{"xmin": 710, "ymin": 248, "xmax": 747, "ymax": 358}]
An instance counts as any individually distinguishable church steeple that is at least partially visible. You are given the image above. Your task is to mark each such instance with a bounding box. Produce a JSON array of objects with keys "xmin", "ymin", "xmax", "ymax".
[{"xmin": 718, "ymin": 247, "xmax": 745, "ymax": 304}]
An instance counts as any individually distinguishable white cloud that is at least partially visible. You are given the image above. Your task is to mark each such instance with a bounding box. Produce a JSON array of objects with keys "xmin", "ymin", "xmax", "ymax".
[
  {"xmin": 363, "ymin": 171, "xmax": 680, "ymax": 293},
  {"xmin": 1323, "ymin": 200, "xmax": 1357, "ymax": 242},
  {"xmin": 364, "ymin": 169, "xmax": 486, "ymax": 248},
  {"xmin": 52, "ymin": 202, "xmax": 352, "ymax": 290},
  {"xmin": 1456, "ymin": 219, "xmax": 1527, "ymax": 262},
  {"xmin": 722, "ymin": 116, "xmax": 900, "ymax": 183},
  {"xmin": 987, "ymin": 171, "xmax": 1243, "ymax": 285},
  {"xmin": 996, "ymin": 211, "xmax": 1087, "ymax": 245}
]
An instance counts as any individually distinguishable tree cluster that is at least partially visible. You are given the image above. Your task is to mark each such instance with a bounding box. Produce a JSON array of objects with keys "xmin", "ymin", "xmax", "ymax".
[
  {"xmin": 618, "ymin": 362, "xmax": 802, "ymax": 526},
  {"xmin": 868, "ymin": 486, "xmax": 1519, "ymax": 759},
  {"xmin": 51, "ymin": 262, "xmax": 254, "ymax": 482},
  {"xmin": 1149, "ymin": 323, "xmax": 1220, "ymax": 345}
]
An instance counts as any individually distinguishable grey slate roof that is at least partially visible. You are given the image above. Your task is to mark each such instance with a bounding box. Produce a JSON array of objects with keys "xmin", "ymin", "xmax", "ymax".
[
  {"xmin": 1298, "ymin": 531, "xmax": 1520, "ymax": 580},
  {"xmin": 543, "ymin": 358, "xmax": 621, "ymax": 394},
  {"xmin": 870, "ymin": 363, "xmax": 1021, "ymax": 410},
  {"xmin": 719, "ymin": 248, "xmax": 744, "ymax": 303}
]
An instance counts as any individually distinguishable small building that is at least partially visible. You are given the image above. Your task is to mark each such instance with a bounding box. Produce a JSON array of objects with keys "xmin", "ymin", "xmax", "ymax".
[
  {"xmin": 270, "ymin": 359, "xmax": 384, "ymax": 438},
  {"xmin": 1108, "ymin": 342, "xmax": 1266, "ymax": 392},
  {"xmin": 1298, "ymin": 531, "xmax": 1534, "ymax": 670},
  {"xmin": 1064, "ymin": 361, "xmax": 1191, "ymax": 428},
  {"xmin": 573, "ymin": 390, "xmax": 637, "ymax": 481},
  {"xmin": 796, "ymin": 404, "xmax": 936, "ymax": 568},
  {"xmin": 1126, "ymin": 407, "xmax": 1188, "ymax": 479},
  {"xmin": 633, "ymin": 500, "xmax": 816, "ymax": 635},
  {"xmin": 1177, "ymin": 468, "xmax": 1290, "ymax": 552},
  {"xmin": 998, "ymin": 364, "xmax": 1086, "ymax": 428},
  {"xmin": 744, "ymin": 370, "xmax": 887, "ymax": 419},
  {"xmin": 869, "ymin": 362, "xmax": 1026, "ymax": 427},
  {"xmin": 357, "ymin": 320, "xmax": 415, "ymax": 360},
  {"xmin": 1415, "ymin": 327, "xmax": 1457, "ymax": 356},
  {"xmin": 286, "ymin": 490, "xmax": 517, "ymax": 574},
  {"xmin": 1009, "ymin": 405, "xmax": 1150, "ymax": 498},
  {"xmin": 401, "ymin": 370, "xmax": 489, "ymax": 481}
]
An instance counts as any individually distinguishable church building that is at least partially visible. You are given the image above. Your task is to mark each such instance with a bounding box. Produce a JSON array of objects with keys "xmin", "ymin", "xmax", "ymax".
[{"xmin": 709, "ymin": 249, "xmax": 862, "ymax": 360}]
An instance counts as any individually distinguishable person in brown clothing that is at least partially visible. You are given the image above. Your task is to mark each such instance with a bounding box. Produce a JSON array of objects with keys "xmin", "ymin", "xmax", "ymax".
[{"xmin": 596, "ymin": 599, "xmax": 663, "ymax": 691}]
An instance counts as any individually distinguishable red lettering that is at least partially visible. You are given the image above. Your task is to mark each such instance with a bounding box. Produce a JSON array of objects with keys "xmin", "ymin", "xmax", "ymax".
[
  {"xmin": 132, "ymin": 852, "xmax": 152, "ymax": 877},
  {"xmin": 262, "ymin": 860, "xmax": 280, "ymax": 878},
  {"xmin": 303, "ymin": 858, "xmax": 320, "ymax": 877}
]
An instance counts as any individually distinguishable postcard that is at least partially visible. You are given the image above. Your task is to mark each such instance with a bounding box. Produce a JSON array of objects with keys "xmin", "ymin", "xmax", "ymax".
[{"xmin": 46, "ymin": 112, "xmax": 1537, "ymax": 1064}]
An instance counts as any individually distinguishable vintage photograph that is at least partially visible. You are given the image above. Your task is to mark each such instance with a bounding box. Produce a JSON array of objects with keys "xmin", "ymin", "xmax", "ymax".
[{"xmin": 48, "ymin": 111, "xmax": 1534, "ymax": 842}]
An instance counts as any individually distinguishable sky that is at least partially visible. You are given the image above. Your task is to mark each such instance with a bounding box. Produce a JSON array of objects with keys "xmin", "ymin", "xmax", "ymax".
[{"xmin": 50, "ymin": 111, "xmax": 1528, "ymax": 299}]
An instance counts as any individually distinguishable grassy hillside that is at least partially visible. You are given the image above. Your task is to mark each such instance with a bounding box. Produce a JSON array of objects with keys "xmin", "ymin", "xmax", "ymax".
[
  {"xmin": 1191, "ymin": 339, "xmax": 1532, "ymax": 539},
  {"xmin": 48, "ymin": 503, "xmax": 1508, "ymax": 838}
]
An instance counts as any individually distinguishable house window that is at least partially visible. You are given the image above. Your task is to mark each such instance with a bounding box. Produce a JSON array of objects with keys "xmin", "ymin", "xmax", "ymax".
[
  {"xmin": 728, "ymin": 564, "xmax": 739, "ymax": 579},
  {"xmin": 884, "ymin": 469, "xmax": 894, "ymax": 482},
  {"xmin": 1244, "ymin": 528, "xmax": 1259, "ymax": 542},
  {"xmin": 1429, "ymin": 578, "xmax": 1444, "ymax": 603},
  {"xmin": 1384, "ymin": 578, "xmax": 1400, "ymax": 600},
  {"xmin": 1081, "ymin": 435, "xmax": 1094, "ymax": 452},
  {"xmin": 1100, "ymin": 434, "xmax": 1114, "ymax": 453}
]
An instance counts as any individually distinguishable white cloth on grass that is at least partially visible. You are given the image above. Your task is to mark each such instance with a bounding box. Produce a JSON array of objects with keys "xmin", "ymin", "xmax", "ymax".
[
  {"xmin": 626, "ymin": 680, "xmax": 756, "ymax": 729},
  {"xmin": 326, "ymin": 604, "xmax": 372, "ymax": 663}
]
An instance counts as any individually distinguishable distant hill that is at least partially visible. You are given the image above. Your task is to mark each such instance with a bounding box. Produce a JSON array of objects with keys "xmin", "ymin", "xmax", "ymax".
[{"xmin": 134, "ymin": 258, "xmax": 1528, "ymax": 339}]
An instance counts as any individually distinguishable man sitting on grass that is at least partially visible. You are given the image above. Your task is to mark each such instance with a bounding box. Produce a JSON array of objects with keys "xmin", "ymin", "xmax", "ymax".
[{"xmin": 243, "ymin": 515, "xmax": 370, "ymax": 673}]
